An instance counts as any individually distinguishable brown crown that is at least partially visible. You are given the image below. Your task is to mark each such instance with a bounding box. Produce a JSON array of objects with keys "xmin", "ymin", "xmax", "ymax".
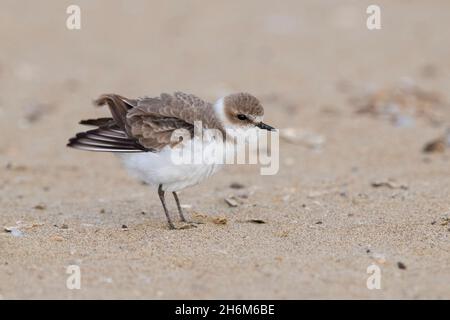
[{"xmin": 223, "ymin": 93, "xmax": 264, "ymax": 125}]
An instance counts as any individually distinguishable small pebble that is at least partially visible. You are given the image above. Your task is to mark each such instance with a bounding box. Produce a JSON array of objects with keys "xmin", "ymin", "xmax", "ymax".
[
  {"xmin": 10, "ymin": 228, "xmax": 24, "ymax": 238},
  {"xmin": 371, "ymin": 180, "xmax": 408, "ymax": 190},
  {"xmin": 246, "ymin": 219, "xmax": 266, "ymax": 224},
  {"xmin": 423, "ymin": 138, "xmax": 445, "ymax": 153},
  {"xmin": 50, "ymin": 235, "xmax": 64, "ymax": 242},
  {"xmin": 224, "ymin": 197, "xmax": 239, "ymax": 207},
  {"xmin": 212, "ymin": 217, "xmax": 227, "ymax": 225},
  {"xmin": 230, "ymin": 182, "xmax": 245, "ymax": 189},
  {"xmin": 397, "ymin": 262, "xmax": 407, "ymax": 270}
]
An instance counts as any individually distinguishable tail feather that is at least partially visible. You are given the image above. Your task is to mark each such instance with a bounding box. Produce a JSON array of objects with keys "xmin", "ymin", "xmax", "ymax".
[
  {"xmin": 77, "ymin": 129, "xmax": 129, "ymax": 142},
  {"xmin": 67, "ymin": 129, "xmax": 149, "ymax": 153}
]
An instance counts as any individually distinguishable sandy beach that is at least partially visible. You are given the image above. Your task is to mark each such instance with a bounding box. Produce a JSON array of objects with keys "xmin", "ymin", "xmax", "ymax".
[{"xmin": 1, "ymin": 0, "xmax": 450, "ymax": 299}]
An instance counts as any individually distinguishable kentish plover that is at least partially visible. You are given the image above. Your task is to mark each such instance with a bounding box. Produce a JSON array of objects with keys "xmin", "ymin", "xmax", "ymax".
[{"xmin": 67, "ymin": 92, "xmax": 274, "ymax": 229}]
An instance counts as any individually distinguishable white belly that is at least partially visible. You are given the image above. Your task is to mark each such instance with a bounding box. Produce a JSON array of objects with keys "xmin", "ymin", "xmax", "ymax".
[{"xmin": 117, "ymin": 139, "xmax": 223, "ymax": 192}]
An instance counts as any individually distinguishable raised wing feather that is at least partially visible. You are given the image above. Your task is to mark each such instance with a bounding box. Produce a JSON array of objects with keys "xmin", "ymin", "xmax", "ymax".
[{"xmin": 125, "ymin": 92, "xmax": 223, "ymax": 151}]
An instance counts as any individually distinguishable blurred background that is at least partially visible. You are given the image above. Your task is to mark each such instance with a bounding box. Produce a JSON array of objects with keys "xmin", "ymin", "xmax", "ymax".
[{"xmin": 1, "ymin": 0, "xmax": 450, "ymax": 299}]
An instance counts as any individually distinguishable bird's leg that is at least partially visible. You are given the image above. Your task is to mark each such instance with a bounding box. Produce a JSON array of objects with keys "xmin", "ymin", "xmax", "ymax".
[
  {"xmin": 158, "ymin": 185, "xmax": 175, "ymax": 229},
  {"xmin": 172, "ymin": 191, "xmax": 187, "ymax": 222}
]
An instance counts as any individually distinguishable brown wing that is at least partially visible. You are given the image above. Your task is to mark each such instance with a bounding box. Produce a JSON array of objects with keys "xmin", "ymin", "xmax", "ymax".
[
  {"xmin": 67, "ymin": 92, "xmax": 222, "ymax": 153},
  {"xmin": 125, "ymin": 92, "xmax": 223, "ymax": 151}
]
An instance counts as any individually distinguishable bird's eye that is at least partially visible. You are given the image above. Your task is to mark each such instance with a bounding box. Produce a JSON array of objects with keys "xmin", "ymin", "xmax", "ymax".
[{"xmin": 237, "ymin": 114, "xmax": 247, "ymax": 121}]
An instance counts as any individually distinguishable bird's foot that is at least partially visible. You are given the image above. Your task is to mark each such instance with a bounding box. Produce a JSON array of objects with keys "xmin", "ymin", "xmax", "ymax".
[{"xmin": 167, "ymin": 222, "xmax": 176, "ymax": 230}]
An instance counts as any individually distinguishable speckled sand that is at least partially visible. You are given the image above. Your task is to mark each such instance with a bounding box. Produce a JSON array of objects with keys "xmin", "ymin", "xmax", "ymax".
[{"xmin": 1, "ymin": 0, "xmax": 450, "ymax": 299}]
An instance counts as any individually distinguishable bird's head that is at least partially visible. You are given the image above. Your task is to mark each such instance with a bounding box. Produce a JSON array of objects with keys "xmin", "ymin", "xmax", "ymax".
[{"xmin": 214, "ymin": 93, "xmax": 275, "ymax": 133}]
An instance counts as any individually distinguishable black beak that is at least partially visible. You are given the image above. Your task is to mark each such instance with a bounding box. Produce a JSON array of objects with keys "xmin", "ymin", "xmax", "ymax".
[{"xmin": 256, "ymin": 122, "xmax": 275, "ymax": 131}]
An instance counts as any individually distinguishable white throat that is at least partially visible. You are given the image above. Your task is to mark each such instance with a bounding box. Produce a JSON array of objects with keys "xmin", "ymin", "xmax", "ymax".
[{"xmin": 213, "ymin": 97, "xmax": 229, "ymax": 128}]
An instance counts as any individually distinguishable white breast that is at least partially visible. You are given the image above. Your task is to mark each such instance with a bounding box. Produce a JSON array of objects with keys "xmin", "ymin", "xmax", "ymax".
[{"xmin": 117, "ymin": 138, "xmax": 223, "ymax": 192}]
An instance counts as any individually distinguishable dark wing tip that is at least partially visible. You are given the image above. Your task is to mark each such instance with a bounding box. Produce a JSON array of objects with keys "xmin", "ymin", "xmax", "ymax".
[
  {"xmin": 66, "ymin": 138, "xmax": 79, "ymax": 149},
  {"xmin": 67, "ymin": 128, "xmax": 151, "ymax": 153},
  {"xmin": 79, "ymin": 118, "xmax": 114, "ymax": 127}
]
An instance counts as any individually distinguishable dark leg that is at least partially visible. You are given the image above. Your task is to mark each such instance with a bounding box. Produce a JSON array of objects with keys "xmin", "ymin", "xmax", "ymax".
[
  {"xmin": 158, "ymin": 185, "xmax": 175, "ymax": 229},
  {"xmin": 172, "ymin": 192, "xmax": 187, "ymax": 222}
]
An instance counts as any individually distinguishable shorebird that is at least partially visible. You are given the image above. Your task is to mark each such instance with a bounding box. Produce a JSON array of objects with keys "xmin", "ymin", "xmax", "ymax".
[{"xmin": 67, "ymin": 92, "xmax": 274, "ymax": 229}]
